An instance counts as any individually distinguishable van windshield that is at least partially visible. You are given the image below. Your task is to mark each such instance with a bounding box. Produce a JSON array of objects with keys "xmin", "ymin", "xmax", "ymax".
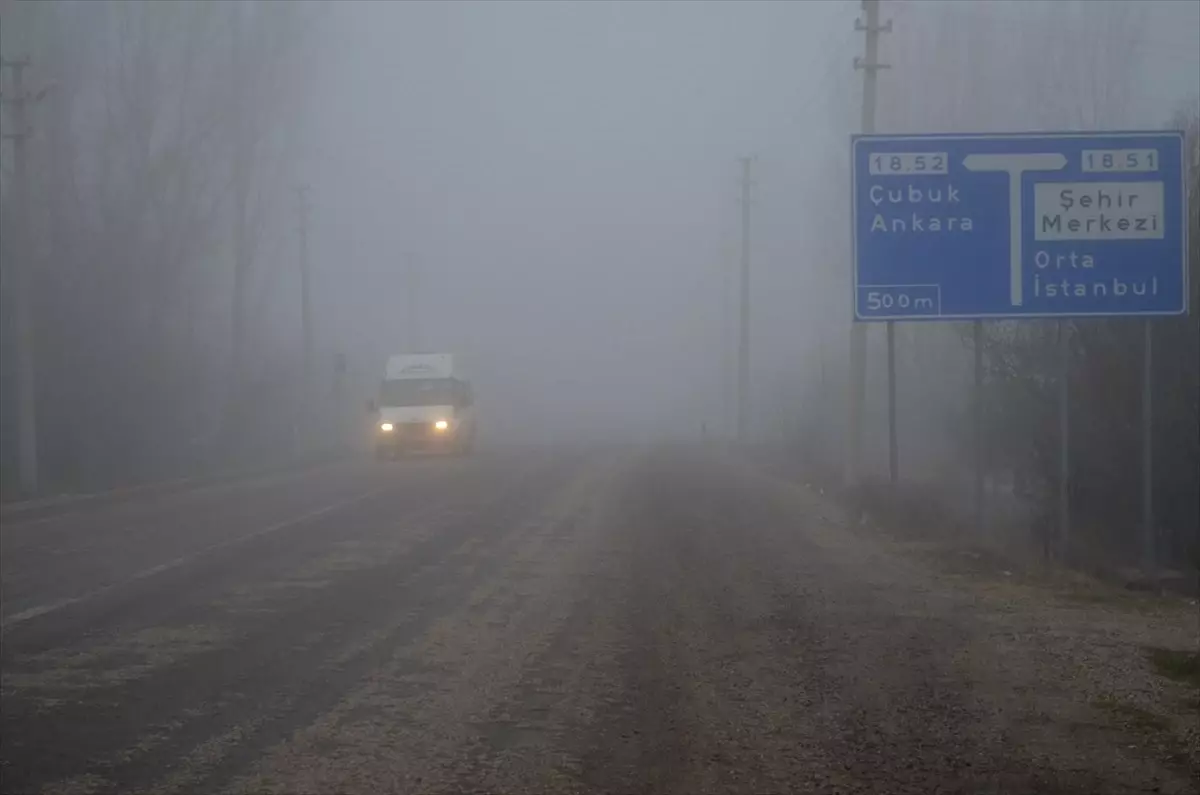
[{"xmin": 380, "ymin": 378, "xmax": 462, "ymax": 408}]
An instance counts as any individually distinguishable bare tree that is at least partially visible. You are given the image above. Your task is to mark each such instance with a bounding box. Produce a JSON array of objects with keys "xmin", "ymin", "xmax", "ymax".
[{"xmin": 0, "ymin": 0, "xmax": 320, "ymax": 493}]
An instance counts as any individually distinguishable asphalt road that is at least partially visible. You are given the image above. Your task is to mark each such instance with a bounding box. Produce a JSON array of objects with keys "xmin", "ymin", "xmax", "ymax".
[{"xmin": 2, "ymin": 446, "xmax": 1196, "ymax": 795}]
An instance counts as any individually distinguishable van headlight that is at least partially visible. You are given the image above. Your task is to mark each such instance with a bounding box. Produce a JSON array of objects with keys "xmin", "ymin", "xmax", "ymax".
[
  {"xmin": 379, "ymin": 422, "xmax": 394, "ymax": 432},
  {"xmin": 434, "ymin": 419, "xmax": 449, "ymax": 432}
]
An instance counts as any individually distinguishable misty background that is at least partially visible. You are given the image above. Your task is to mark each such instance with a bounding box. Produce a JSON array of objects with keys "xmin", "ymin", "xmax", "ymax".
[
  {"xmin": 2, "ymin": 0, "xmax": 1198, "ymax": 569},
  {"xmin": 306, "ymin": 0, "xmax": 858, "ymax": 445}
]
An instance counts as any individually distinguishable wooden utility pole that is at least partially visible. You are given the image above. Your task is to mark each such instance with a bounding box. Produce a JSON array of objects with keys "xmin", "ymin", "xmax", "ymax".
[
  {"xmin": 229, "ymin": 18, "xmax": 252, "ymax": 433},
  {"xmin": 1, "ymin": 56, "xmax": 49, "ymax": 494},
  {"xmin": 737, "ymin": 156, "xmax": 754, "ymax": 443},
  {"xmin": 297, "ymin": 185, "xmax": 313, "ymax": 387},
  {"xmin": 720, "ymin": 234, "xmax": 735, "ymax": 439}
]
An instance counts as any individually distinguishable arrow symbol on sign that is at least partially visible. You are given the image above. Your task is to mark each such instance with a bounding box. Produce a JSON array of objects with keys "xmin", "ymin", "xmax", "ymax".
[{"xmin": 963, "ymin": 153, "xmax": 1067, "ymax": 306}]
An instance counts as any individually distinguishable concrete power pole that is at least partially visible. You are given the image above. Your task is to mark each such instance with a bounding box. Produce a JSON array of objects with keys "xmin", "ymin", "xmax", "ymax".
[
  {"xmin": 1, "ymin": 56, "xmax": 47, "ymax": 494},
  {"xmin": 294, "ymin": 184, "xmax": 313, "ymax": 455},
  {"xmin": 720, "ymin": 235, "xmax": 735, "ymax": 439},
  {"xmin": 737, "ymin": 156, "xmax": 754, "ymax": 443},
  {"xmin": 296, "ymin": 185, "xmax": 313, "ymax": 387},
  {"xmin": 228, "ymin": 17, "xmax": 252, "ymax": 445},
  {"xmin": 848, "ymin": 0, "xmax": 890, "ymax": 486},
  {"xmin": 405, "ymin": 253, "xmax": 421, "ymax": 351}
]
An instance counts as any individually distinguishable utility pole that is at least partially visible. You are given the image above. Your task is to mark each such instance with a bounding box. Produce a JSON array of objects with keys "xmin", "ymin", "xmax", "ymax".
[
  {"xmin": 293, "ymin": 184, "xmax": 313, "ymax": 455},
  {"xmin": 296, "ymin": 185, "xmax": 313, "ymax": 387},
  {"xmin": 228, "ymin": 15, "xmax": 251, "ymax": 446},
  {"xmin": 710, "ymin": 236, "xmax": 729, "ymax": 439},
  {"xmin": 404, "ymin": 252, "xmax": 421, "ymax": 351},
  {"xmin": 1, "ymin": 56, "xmax": 47, "ymax": 494},
  {"xmin": 848, "ymin": 0, "xmax": 890, "ymax": 486},
  {"xmin": 737, "ymin": 156, "xmax": 754, "ymax": 443},
  {"xmin": 720, "ymin": 235, "xmax": 735, "ymax": 439}
]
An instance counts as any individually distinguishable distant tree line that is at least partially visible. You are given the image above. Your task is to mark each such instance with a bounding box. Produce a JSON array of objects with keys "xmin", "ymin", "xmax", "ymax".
[{"xmin": 1, "ymin": 1, "xmax": 325, "ymax": 496}]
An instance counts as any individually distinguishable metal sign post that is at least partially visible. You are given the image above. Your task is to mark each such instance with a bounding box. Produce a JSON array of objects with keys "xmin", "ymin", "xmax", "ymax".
[
  {"xmin": 887, "ymin": 323, "xmax": 898, "ymax": 484},
  {"xmin": 1141, "ymin": 319, "xmax": 1155, "ymax": 581},
  {"xmin": 1058, "ymin": 320, "xmax": 1071, "ymax": 561},
  {"xmin": 850, "ymin": 131, "xmax": 1187, "ymax": 537},
  {"xmin": 973, "ymin": 319, "xmax": 984, "ymax": 535}
]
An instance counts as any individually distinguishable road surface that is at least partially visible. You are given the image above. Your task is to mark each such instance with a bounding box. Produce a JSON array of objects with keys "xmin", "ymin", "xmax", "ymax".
[{"xmin": 2, "ymin": 447, "xmax": 1196, "ymax": 795}]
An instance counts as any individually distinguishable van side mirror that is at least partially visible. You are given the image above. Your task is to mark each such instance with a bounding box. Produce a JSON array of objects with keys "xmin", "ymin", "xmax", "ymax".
[{"xmin": 366, "ymin": 399, "xmax": 377, "ymax": 414}]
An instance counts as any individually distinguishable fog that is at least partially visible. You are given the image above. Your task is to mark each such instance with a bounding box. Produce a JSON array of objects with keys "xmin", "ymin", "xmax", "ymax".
[
  {"xmin": 302, "ymin": 0, "xmax": 855, "ymax": 445},
  {"xmin": 2, "ymin": 0, "xmax": 1198, "ymax": 500}
]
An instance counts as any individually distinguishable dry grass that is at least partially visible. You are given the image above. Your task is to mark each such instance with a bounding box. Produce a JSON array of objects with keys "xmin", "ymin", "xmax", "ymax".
[
  {"xmin": 1147, "ymin": 646, "xmax": 1200, "ymax": 690},
  {"xmin": 1090, "ymin": 695, "xmax": 1173, "ymax": 734}
]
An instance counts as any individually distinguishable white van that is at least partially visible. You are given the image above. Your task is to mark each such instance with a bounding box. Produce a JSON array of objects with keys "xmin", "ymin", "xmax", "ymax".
[{"xmin": 370, "ymin": 353, "xmax": 477, "ymax": 457}]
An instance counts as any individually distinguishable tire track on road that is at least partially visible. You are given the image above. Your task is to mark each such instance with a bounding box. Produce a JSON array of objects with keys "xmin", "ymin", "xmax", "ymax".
[
  {"xmin": 2, "ymin": 453, "xmax": 580, "ymax": 795},
  {"xmin": 212, "ymin": 450, "xmax": 630, "ymax": 795},
  {"xmin": 181, "ymin": 454, "xmax": 587, "ymax": 795}
]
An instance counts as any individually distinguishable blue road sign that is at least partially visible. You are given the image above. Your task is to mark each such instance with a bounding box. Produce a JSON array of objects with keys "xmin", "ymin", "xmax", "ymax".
[{"xmin": 852, "ymin": 132, "xmax": 1188, "ymax": 321}]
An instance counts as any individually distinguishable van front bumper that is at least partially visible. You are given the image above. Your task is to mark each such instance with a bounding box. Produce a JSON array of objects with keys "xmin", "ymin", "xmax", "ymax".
[{"xmin": 376, "ymin": 422, "xmax": 456, "ymax": 454}]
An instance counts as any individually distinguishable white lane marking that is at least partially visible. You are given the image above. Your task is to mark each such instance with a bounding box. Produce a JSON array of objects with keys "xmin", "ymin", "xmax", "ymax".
[{"xmin": 0, "ymin": 487, "xmax": 386, "ymax": 631}]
